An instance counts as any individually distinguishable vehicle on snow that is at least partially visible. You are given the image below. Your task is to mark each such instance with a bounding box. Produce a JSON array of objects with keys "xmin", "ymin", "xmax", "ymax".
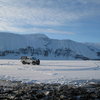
[{"xmin": 20, "ymin": 56, "xmax": 40, "ymax": 65}]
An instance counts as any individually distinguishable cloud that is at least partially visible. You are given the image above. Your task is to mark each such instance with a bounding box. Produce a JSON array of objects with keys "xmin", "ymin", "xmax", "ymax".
[
  {"xmin": 21, "ymin": 28, "xmax": 75, "ymax": 35},
  {"xmin": 77, "ymin": 0, "xmax": 100, "ymax": 4},
  {"xmin": 0, "ymin": 0, "xmax": 100, "ymax": 34}
]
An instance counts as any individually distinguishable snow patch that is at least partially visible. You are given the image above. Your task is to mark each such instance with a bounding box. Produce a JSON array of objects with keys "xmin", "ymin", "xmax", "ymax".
[{"xmin": 0, "ymin": 60, "xmax": 100, "ymax": 84}]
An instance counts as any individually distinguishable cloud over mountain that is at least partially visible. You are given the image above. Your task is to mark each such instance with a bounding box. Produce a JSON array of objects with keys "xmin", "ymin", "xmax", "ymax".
[{"xmin": 0, "ymin": 0, "xmax": 100, "ymax": 35}]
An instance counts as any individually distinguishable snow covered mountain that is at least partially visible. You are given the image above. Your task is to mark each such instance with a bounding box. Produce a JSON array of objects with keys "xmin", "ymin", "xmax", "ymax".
[
  {"xmin": 85, "ymin": 43, "xmax": 100, "ymax": 51},
  {"xmin": 0, "ymin": 32, "xmax": 100, "ymax": 60}
]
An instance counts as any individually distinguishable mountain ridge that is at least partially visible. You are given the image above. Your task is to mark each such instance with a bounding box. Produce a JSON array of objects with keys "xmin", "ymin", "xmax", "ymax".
[{"xmin": 0, "ymin": 32, "xmax": 100, "ymax": 60}]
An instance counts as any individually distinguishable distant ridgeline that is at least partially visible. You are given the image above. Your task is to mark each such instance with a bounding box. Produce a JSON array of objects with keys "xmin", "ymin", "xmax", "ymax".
[
  {"xmin": 0, "ymin": 32, "xmax": 100, "ymax": 60},
  {"xmin": 0, "ymin": 46, "xmax": 100, "ymax": 60}
]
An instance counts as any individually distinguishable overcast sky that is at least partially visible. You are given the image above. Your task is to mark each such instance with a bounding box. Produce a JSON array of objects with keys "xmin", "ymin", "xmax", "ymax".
[{"xmin": 0, "ymin": 0, "xmax": 100, "ymax": 42}]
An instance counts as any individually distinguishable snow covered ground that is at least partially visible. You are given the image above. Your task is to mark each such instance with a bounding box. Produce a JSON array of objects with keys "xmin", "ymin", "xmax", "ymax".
[{"xmin": 0, "ymin": 60, "xmax": 100, "ymax": 84}]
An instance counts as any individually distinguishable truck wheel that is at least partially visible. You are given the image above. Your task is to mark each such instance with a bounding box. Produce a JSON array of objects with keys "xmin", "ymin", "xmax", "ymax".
[
  {"xmin": 37, "ymin": 59, "xmax": 40, "ymax": 65},
  {"xmin": 22, "ymin": 61, "xmax": 26, "ymax": 64},
  {"xmin": 32, "ymin": 61, "xmax": 35, "ymax": 65},
  {"xmin": 37, "ymin": 63, "xmax": 39, "ymax": 65}
]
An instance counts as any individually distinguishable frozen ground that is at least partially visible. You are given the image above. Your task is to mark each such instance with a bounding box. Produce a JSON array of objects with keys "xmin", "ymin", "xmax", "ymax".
[{"xmin": 0, "ymin": 60, "xmax": 100, "ymax": 84}]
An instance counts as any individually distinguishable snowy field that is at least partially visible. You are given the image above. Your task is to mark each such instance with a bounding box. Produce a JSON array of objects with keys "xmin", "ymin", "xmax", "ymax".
[{"xmin": 0, "ymin": 60, "xmax": 100, "ymax": 84}]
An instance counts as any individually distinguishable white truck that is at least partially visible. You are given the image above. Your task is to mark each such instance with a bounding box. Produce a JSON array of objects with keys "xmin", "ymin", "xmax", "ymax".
[{"xmin": 20, "ymin": 56, "xmax": 40, "ymax": 65}]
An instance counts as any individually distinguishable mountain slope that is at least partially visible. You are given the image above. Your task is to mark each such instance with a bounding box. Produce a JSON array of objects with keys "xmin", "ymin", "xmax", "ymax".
[
  {"xmin": 85, "ymin": 43, "xmax": 100, "ymax": 51},
  {"xmin": 0, "ymin": 32, "xmax": 100, "ymax": 60}
]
